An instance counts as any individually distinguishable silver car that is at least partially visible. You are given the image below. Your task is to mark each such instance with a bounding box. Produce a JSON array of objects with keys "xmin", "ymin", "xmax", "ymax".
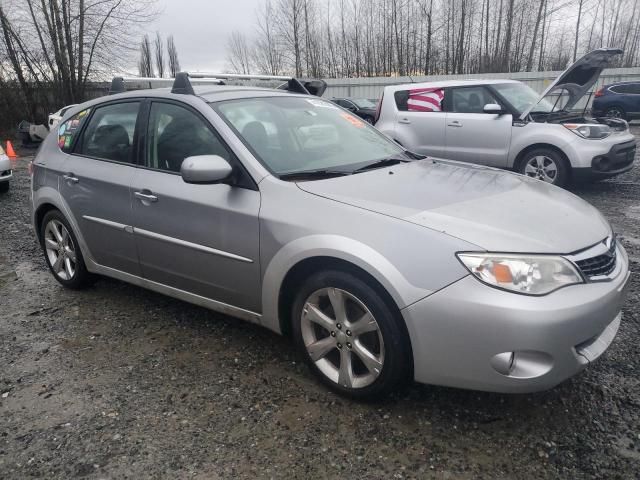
[
  {"xmin": 31, "ymin": 74, "xmax": 630, "ymax": 398},
  {"xmin": 375, "ymin": 49, "xmax": 637, "ymax": 187}
]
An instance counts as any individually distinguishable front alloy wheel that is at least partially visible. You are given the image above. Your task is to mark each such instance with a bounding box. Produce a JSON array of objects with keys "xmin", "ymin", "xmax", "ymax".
[
  {"xmin": 301, "ymin": 288, "xmax": 384, "ymax": 389},
  {"xmin": 292, "ymin": 270, "xmax": 412, "ymax": 399},
  {"xmin": 524, "ymin": 155, "xmax": 559, "ymax": 183}
]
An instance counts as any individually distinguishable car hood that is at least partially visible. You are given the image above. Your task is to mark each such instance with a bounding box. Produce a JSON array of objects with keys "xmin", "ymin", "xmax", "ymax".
[
  {"xmin": 297, "ymin": 160, "xmax": 611, "ymax": 253},
  {"xmin": 520, "ymin": 48, "xmax": 623, "ymax": 120}
]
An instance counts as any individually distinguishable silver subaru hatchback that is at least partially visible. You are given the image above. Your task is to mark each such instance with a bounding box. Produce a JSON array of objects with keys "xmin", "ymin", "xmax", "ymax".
[{"xmin": 31, "ymin": 75, "xmax": 630, "ymax": 399}]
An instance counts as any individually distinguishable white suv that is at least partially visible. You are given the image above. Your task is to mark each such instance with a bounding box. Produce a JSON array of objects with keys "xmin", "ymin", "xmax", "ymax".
[{"xmin": 375, "ymin": 49, "xmax": 636, "ymax": 187}]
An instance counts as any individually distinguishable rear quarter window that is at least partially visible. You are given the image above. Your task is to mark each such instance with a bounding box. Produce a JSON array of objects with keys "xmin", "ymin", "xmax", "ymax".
[
  {"xmin": 58, "ymin": 109, "xmax": 91, "ymax": 153},
  {"xmin": 394, "ymin": 88, "xmax": 444, "ymax": 112}
]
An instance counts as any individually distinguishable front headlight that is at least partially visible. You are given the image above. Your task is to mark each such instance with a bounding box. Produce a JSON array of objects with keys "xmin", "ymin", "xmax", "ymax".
[
  {"xmin": 563, "ymin": 123, "xmax": 611, "ymax": 139},
  {"xmin": 456, "ymin": 253, "xmax": 584, "ymax": 295}
]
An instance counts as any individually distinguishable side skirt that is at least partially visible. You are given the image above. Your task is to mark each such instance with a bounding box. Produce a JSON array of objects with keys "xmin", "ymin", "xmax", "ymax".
[{"xmin": 85, "ymin": 258, "xmax": 262, "ymax": 325}]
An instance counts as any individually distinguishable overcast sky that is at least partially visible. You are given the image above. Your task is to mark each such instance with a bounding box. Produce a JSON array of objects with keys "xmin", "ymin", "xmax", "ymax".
[{"xmin": 144, "ymin": 0, "xmax": 262, "ymax": 73}]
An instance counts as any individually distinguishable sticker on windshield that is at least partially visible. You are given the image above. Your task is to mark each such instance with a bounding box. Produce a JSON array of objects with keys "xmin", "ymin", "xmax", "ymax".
[
  {"xmin": 340, "ymin": 112, "xmax": 365, "ymax": 128},
  {"xmin": 306, "ymin": 98, "xmax": 338, "ymax": 109}
]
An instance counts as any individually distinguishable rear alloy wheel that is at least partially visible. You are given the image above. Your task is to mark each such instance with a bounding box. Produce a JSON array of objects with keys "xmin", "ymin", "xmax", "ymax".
[
  {"xmin": 518, "ymin": 148, "xmax": 569, "ymax": 187},
  {"xmin": 292, "ymin": 270, "xmax": 412, "ymax": 399},
  {"xmin": 40, "ymin": 210, "xmax": 92, "ymax": 289},
  {"xmin": 604, "ymin": 106, "xmax": 626, "ymax": 120}
]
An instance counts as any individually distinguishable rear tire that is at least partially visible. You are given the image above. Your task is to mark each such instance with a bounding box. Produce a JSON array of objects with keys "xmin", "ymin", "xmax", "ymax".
[
  {"xmin": 40, "ymin": 210, "xmax": 92, "ymax": 289},
  {"xmin": 292, "ymin": 269, "xmax": 412, "ymax": 400},
  {"xmin": 516, "ymin": 147, "xmax": 569, "ymax": 187},
  {"xmin": 604, "ymin": 106, "xmax": 627, "ymax": 121},
  {"xmin": 0, "ymin": 182, "xmax": 9, "ymax": 193}
]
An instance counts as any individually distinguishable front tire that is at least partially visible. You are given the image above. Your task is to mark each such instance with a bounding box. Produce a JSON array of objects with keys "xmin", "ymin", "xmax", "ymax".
[
  {"xmin": 516, "ymin": 147, "xmax": 569, "ymax": 187},
  {"xmin": 0, "ymin": 182, "xmax": 9, "ymax": 193},
  {"xmin": 40, "ymin": 210, "xmax": 92, "ymax": 289},
  {"xmin": 292, "ymin": 269, "xmax": 412, "ymax": 399}
]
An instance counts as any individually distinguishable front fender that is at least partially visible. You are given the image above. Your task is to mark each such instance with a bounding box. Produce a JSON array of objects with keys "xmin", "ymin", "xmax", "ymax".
[{"xmin": 260, "ymin": 234, "xmax": 433, "ymax": 334}]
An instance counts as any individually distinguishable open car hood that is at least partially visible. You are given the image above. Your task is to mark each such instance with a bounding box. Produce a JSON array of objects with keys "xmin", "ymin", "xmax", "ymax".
[{"xmin": 519, "ymin": 48, "xmax": 623, "ymax": 120}]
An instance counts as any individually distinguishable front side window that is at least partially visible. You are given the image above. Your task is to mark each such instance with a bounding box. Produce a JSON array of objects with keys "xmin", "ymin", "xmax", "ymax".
[
  {"xmin": 147, "ymin": 102, "xmax": 233, "ymax": 173},
  {"xmin": 214, "ymin": 96, "xmax": 403, "ymax": 175},
  {"xmin": 449, "ymin": 86, "xmax": 500, "ymax": 113},
  {"xmin": 57, "ymin": 108, "xmax": 91, "ymax": 153},
  {"xmin": 395, "ymin": 88, "xmax": 444, "ymax": 112},
  {"xmin": 77, "ymin": 102, "xmax": 139, "ymax": 163}
]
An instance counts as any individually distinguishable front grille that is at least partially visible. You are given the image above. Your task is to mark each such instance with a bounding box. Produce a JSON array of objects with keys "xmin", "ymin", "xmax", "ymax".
[{"xmin": 575, "ymin": 238, "xmax": 617, "ymax": 278}]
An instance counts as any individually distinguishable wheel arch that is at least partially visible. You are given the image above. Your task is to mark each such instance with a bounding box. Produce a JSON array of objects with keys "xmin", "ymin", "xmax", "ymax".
[
  {"xmin": 34, "ymin": 202, "xmax": 60, "ymax": 242},
  {"xmin": 513, "ymin": 143, "xmax": 571, "ymax": 174},
  {"xmin": 260, "ymin": 235, "xmax": 429, "ymax": 337}
]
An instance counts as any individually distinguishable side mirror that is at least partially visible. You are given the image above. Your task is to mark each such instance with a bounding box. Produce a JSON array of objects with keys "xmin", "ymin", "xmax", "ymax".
[
  {"xmin": 483, "ymin": 103, "xmax": 506, "ymax": 115},
  {"xmin": 180, "ymin": 155, "xmax": 232, "ymax": 184}
]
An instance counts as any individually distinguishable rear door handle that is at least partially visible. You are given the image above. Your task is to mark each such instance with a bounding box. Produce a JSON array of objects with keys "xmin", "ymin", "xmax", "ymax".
[
  {"xmin": 134, "ymin": 190, "xmax": 158, "ymax": 203},
  {"xmin": 447, "ymin": 121, "xmax": 463, "ymax": 127},
  {"xmin": 398, "ymin": 118, "xmax": 411, "ymax": 124},
  {"xmin": 63, "ymin": 173, "xmax": 79, "ymax": 184}
]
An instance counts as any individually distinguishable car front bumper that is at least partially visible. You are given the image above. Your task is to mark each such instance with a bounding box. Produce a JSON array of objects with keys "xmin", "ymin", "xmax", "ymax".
[
  {"xmin": 402, "ymin": 244, "xmax": 630, "ymax": 393},
  {"xmin": 573, "ymin": 139, "xmax": 637, "ymax": 180},
  {"xmin": 0, "ymin": 155, "xmax": 12, "ymax": 183}
]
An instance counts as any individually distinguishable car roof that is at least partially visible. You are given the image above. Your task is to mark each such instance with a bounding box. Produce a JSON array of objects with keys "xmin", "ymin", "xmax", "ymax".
[{"xmin": 383, "ymin": 79, "xmax": 522, "ymax": 92}]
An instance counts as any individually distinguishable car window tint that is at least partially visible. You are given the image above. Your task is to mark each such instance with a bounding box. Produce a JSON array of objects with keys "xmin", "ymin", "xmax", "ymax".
[
  {"xmin": 147, "ymin": 102, "xmax": 232, "ymax": 173},
  {"xmin": 450, "ymin": 86, "xmax": 499, "ymax": 113},
  {"xmin": 395, "ymin": 88, "xmax": 444, "ymax": 112},
  {"xmin": 611, "ymin": 84, "xmax": 640, "ymax": 94},
  {"xmin": 57, "ymin": 108, "xmax": 91, "ymax": 153},
  {"xmin": 77, "ymin": 102, "xmax": 139, "ymax": 163}
]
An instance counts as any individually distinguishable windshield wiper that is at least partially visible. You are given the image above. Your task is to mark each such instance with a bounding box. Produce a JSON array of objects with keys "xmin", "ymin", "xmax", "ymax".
[
  {"xmin": 350, "ymin": 157, "xmax": 411, "ymax": 173},
  {"xmin": 279, "ymin": 169, "xmax": 351, "ymax": 181}
]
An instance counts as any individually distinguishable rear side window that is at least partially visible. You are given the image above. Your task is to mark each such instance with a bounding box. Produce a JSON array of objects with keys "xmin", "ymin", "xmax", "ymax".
[
  {"xmin": 395, "ymin": 88, "xmax": 444, "ymax": 112},
  {"xmin": 58, "ymin": 109, "xmax": 91, "ymax": 153},
  {"xmin": 611, "ymin": 84, "xmax": 640, "ymax": 94},
  {"xmin": 146, "ymin": 102, "xmax": 233, "ymax": 173},
  {"xmin": 77, "ymin": 102, "xmax": 140, "ymax": 163}
]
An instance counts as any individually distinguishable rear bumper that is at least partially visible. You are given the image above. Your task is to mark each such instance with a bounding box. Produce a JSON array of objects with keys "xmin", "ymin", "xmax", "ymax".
[
  {"xmin": 573, "ymin": 139, "xmax": 636, "ymax": 180},
  {"xmin": 402, "ymin": 244, "xmax": 630, "ymax": 393}
]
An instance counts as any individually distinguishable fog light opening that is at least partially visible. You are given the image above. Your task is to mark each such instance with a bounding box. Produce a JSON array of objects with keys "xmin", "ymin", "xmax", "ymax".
[{"xmin": 490, "ymin": 351, "xmax": 516, "ymax": 376}]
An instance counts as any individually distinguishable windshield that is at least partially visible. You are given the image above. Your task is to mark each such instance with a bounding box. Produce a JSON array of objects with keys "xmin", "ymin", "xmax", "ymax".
[
  {"xmin": 492, "ymin": 83, "xmax": 557, "ymax": 115},
  {"xmin": 352, "ymin": 98, "xmax": 377, "ymax": 108},
  {"xmin": 214, "ymin": 97, "xmax": 403, "ymax": 175}
]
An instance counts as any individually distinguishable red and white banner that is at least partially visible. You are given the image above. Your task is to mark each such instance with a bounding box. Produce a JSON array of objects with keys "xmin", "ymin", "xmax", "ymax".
[{"xmin": 407, "ymin": 87, "xmax": 444, "ymax": 112}]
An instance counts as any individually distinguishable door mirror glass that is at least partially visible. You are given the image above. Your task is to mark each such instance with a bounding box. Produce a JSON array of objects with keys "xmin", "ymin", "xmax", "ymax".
[
  {"xmin": 180, "ymin": 155, "xmax": 232, "ymax": 184},
  {"xmin": 483, "ymin": 103, "xmax": 505, "ymax": 115}
]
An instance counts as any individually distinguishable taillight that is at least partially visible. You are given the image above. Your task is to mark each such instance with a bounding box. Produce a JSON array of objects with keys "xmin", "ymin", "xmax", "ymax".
[
  {"xmin": 374, "ymin": 93, "xmax": 383, "ymax": 124},
  {"xmin": 594, "ymin": 88, "xmax": 604, "ymax": 97}
]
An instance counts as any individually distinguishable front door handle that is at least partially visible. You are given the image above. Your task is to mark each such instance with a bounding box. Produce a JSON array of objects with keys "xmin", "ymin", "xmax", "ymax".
[
  {"xmin": 447, "ymin": 121, "xmax": 463, "ymax": 127},
  {"xmin": 134, "ymin": 190, "xmax": 158, "ymax": 203},
  {"xmin": 398, "ymin": 118, "xmax": 411, "ymax": 124},
  {"xmin": 63, "ymin": 173, "xmax": 79, "ymax": 184}
]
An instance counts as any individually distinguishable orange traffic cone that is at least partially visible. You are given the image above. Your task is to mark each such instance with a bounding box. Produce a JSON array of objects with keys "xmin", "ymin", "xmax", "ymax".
[{"xmin": 5, "ymin": 141, "xmax": 17, "ymax": 159}]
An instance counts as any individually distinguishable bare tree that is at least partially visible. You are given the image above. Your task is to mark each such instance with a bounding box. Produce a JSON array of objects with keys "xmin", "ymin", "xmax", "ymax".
[
  {"xmin": 139, "ymin": 34, "xmax": 153, "ymax": 77},
  {"xmin": 155, "ymin": 32, "xmax": 165, "ymax": 78},
  {"xmin": 226, "ymin": 30, "xmax": 253, "ymax": 74},
  {"xmin": 167, "ymin": 35, "xmax": 181, "ymax": 77}
]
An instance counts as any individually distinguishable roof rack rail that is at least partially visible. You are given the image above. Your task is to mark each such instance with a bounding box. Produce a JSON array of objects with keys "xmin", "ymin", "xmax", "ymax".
[{"xmin": 109, "ymin": 72, "xmax": 327, "ymax": 97}]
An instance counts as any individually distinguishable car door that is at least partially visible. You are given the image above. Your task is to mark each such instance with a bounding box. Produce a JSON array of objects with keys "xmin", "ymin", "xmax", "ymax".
[
  {"xmin": 392, "ymin": 87, "xmax": 447, "ymax": 156},
  {"xmin": 444, "ymin": 85, "xmax": 513, "ymax": 167},
  {"xmin": 60, "ymin": 101, "xmax": 142, "ymax": 275},
  {"xmin": 131, "ymin": 100, "xmax": 262, "ymax": 313}
]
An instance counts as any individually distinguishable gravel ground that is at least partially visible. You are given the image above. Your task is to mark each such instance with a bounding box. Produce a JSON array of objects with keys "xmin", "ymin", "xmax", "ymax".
[{"xmin": 1, "ymin": 130, "xmax": 639, "ymax": 480}]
